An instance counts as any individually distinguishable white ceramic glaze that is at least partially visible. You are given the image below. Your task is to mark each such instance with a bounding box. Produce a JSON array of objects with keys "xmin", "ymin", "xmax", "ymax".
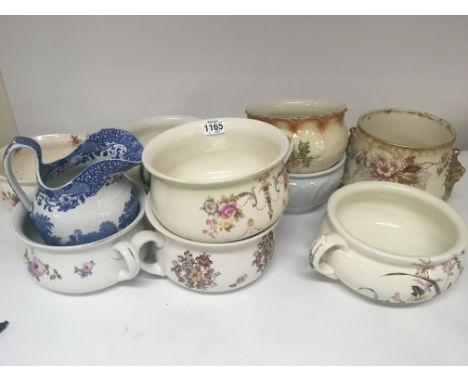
[
  {"xmin": 0, "ymin": 133, "xmax": 87, "ymax": 209},
  {"xmin": 286, "ymin": 155, "xmax": 345, "ymax": 214},
  {"xmin": 131, "ymin": 197, "xmax": 278, "ymax": 293},
  {"xmin": 9, "ymin": 187, "xmax": 147, "ymax": 294},
  {"xmin": 143, "ymin": 117, "xmax": 291, "ymax": 243},
  {"xmin": 246, "ymin": 99, "xmax": 348, "ymax": 173},
  {"xmin": 309, "ymin": 181, "xmax": 467, "ymax": 304},
  {"xmin": 343, "ymin": 108, "xmax": 465, "ymax": 200},
  {"xmin": 126, "ymin": 115, "xmax": 200, "ymax": 189}
]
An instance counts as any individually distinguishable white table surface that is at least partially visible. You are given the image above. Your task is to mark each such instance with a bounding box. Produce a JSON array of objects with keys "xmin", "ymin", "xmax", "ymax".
[{"xmin": 1, "ymin": 152, "xmax": 467, "ymax": 366}]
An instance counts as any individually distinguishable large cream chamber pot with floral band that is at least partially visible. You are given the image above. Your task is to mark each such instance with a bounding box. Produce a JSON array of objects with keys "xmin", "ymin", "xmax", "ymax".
[
  {"xmin": 142, "ymin": 118, "xmax": 291, "ymax": 243},
  {"xmin": 130, "ymin": 197, "xmax": 278, "ymax": 293},
  {"xmin": 245, "ymin": 99, "xmax": 348, "ymax": 173},
  {"xmin": 309, "ymin": 182, "xmax": 467, "ymax": 304},
  {"xmin": 343, "ymin": 108, "xmax": 465, "ymax": 200}
]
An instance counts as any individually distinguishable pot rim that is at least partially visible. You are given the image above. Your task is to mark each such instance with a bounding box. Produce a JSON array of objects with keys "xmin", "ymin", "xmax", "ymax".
[
  {"xmin": 245, "ymin": 98, "xmax": 347, "ymax": 120},
  {"xmin": 145, "ymin": 196, "xmax": 280, "ymax": 249},
  {"xmin": 288, "ymin": 154, "xmax": 346, "ymax": 179},
  {"xmin": 356, "ymin": 108, "xmax": 457, "ymax": 150},
  {"xmin": 142, "ymin": 117, "xmax": 291, "ymax": 186},
  {"xmin": 10, "ymin": 184, "xmax": 146, "ymax": 252},
  {"xmin": 326, "ymin": 181, "xmax": 467, "ymax": 265}
]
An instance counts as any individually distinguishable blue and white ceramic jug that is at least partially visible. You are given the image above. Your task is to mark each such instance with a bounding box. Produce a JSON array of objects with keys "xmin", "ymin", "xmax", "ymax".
[{"xmin": 3, "ymin": 128, "xmax": 143, "ymax": 246}]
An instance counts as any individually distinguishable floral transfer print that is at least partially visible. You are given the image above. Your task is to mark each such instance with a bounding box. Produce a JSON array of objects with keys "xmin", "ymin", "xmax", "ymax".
[
  {"xmin": 74, "ymin": 261, "xmax": 95, "ymax": 278},
  {"xmin": 70, "ymin": 134, "xmax": 84, "ymax": 146},
  {"xmin": 24, "ymin": 249, "xmax": 62, "ymax": 282},
  {"xmin": 252, "ymin": 231, "xmax": 275, "ymax": 273},
  {"xmin": 171, "ymin": 251, "xmax": 221, "ymax": 290},
  {"xmin": 288, "ymin": 140, "xmax": 318, "ymax": 170},
  {"xmin": 202, "ymin": 194, "xmax": 247, "ymax": 239},
  {"xmin": 358, "ymin": 254, "xmax": 464, "ymax": 304},
  {"xmin": 1, "ymin": 190, "xmax": 19, "ymax": 207},
  {"xmin": 200, "ymin": 166, "xmax": 288, "ymax": 239},
  {"xmin": 229, "ymin": 274, "xmax": 248, "ymax": 288},
  {"xmin": 345, "ymin": 135, "xmax": 452, "ymax": 191}
]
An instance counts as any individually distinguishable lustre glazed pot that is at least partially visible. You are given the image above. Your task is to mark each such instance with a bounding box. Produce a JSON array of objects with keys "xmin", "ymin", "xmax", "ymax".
[
  {"xmin": 142, "ymin": 117, "xmax": 291, "ymax": 243},
  {"xmin": 309, "ymin": 181, "xmax": 467, "ymax": 304},
  {"xmin": 9, "ymin": 186, "xmax": 146, "ymax": 294},
  {"xmin": 0, "ymin": 133, "xmax": 87, "ymax": 209},
  {"xmin": 131, "ymin": 197, "xmax": 278, "ymax": 293},
  {"xmin": 245, "ymin": 99, "xmax": 348, "ymax": 173},
  {"xmin": 342, "ymin": 108, "xmax": 465, "ymax": 200},
  {"xmin": 286, "ymin": 154, "xmax": 345, "ymax": 214}
]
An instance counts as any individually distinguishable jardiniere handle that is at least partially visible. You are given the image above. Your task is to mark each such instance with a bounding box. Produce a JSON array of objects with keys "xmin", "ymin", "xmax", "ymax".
[
  {"xmin": 443, "ymin": 148, "xmax": 465, "ymax": 200},
  {"xmin": 309, "ymin": 232, "xmax": 348, "ymax": 280},
  {"xmin": 113, "ymin": 241, "xmax": 141, "ymax": 281},
  {"xmin": 3, "ymin": 136, "xmax": 42, "ymax": 213},
  {"xmin": 131, "ymin": 230, "xmax": 166, "ymax": 276}
]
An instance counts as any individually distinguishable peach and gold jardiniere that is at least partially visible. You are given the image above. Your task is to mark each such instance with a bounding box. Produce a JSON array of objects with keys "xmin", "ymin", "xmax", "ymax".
[{"xmin": 343, "ymin": 108, "xmax": 465, "ymax": 200}]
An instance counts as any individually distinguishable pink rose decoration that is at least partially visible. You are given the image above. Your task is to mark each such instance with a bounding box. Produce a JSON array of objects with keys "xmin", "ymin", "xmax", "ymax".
[
  {"xmin": 82, "ymin": 262, "xmax": 94, "ymax": 273},
  {"xmin": 30, "ymin": 257, "xmax": 46, "ymax": 277},
  {"xmin": 218, "ymin": 202, "xmax": 237, "ymax": 219}
]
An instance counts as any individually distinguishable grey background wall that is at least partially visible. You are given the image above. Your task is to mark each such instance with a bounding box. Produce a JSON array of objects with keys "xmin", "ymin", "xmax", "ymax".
[{"xmin": 0, "ymin": 15, "xmax": 467, "ymax": 148}]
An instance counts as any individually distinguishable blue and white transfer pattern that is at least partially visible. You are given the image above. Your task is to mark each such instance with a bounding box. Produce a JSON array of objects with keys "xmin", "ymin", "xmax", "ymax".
[{"xmin": 4, "ymin": 128, "xmax": 143, "ymax": 246}]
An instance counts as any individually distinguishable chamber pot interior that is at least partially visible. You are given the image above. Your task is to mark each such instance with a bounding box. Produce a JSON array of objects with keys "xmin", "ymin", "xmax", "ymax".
[
  {"xmin": 359, "ymin": 110, "xmax": 454, "ymax": 148},
  {"xmin": 335, "ymin": 190, "xmax": 458, "ymax": 257},
  {"xmin": 146, "ymin": 121, "xmax": 286, "ymax": 182}
]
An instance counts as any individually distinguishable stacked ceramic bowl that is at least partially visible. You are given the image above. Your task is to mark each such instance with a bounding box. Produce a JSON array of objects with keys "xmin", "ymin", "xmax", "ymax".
[
  {"xmin": 246, "ymin": 99, "xmax": 348, "ymax": 213},
  {"xmin": 137, "ymin": 118, "xmax": 291, "ymax": 292},
  {"xmin": 4, "ymin": 128, "xmax": 148, "ymax": 293}
]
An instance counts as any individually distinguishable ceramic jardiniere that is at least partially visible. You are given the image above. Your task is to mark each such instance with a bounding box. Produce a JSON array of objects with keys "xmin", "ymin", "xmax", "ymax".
[
  {"xmin": 142, "ymin": 117, "xmax": 291, "ymax": 243},
  {"xmin": 131, "ymin": 197, "xmax": 278, "ymax": 293},
  {"xmin": 3, "ymin": 128, "xmax": 143, "ymax": 246},
  {"xmin": 286, "ymin": 155, "xmax": 345, "ymax": 214},
  {"xmin": 309, "ymin": 182, "xmax": 467, "ymax": 304},
  {"xmin": 10, "ymin": 187, "xmax": 146, "ymax": 294},
  {"xmin": 0, "ymin": 133, "xmax": 88, "ymax": 209},
  {"xmin": 343, "ymin": 108, "xmax": 465, "ymax": 200},
  {"xmin": 245, "ymin": 99, "xmax": 348, "ymax": 173},
  {"xmin": 125, "ymin": 114, "xmax": 199, "ymax": 190}
]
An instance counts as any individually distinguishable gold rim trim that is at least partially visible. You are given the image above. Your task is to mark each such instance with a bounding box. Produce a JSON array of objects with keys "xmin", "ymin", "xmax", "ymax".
[
  {"xmin": 246, "ymin": 107, "xmax": 347, "ymax": 122},
  {"xmin": 357, "ymin": 108, "xmax": 457, "ymax": 151}
]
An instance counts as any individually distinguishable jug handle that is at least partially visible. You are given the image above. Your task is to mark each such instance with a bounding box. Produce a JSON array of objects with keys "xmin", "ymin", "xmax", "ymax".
[{"xmin": 3, "ymin": 137, "xmax": 43, "ymax": 213}]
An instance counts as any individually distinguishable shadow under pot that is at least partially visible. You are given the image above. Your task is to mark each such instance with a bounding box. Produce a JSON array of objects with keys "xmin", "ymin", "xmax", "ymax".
[
  {"xmin": 309, "ymin": 181, "xmax": 467, "ymax": 304},
  {"xmin": 131, "ymin": 197, "xmax": 279, "ymax": 293},
  {"xmin": 9, "ymin": 186, "xmax": 147, "ymax": 294},
  {"xmin": 343, "ymin": 108, "xmax": 465, "ymax": 200}
]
